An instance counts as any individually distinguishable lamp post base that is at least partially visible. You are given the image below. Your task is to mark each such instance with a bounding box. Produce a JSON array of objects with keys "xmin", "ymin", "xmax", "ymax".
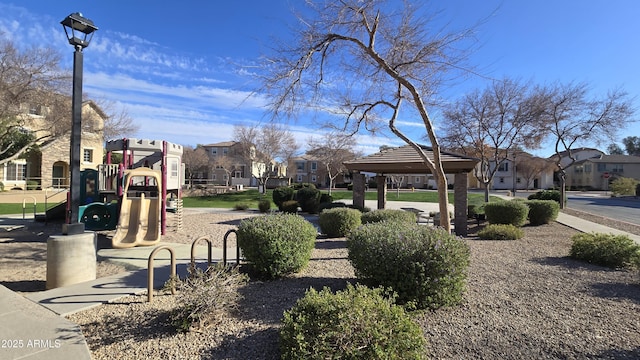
[{"xmin": 62, "ymin": 222, "xmax": 85, "ymax": 235}]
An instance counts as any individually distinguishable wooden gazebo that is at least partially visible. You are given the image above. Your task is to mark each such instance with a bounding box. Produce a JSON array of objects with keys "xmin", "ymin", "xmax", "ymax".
[{"xmin": 343, "ymin": 145, "xmax": 479, "ymax": 236}]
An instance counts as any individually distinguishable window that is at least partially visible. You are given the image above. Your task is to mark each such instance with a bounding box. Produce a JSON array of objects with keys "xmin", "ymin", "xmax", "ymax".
[
  {"xmin": 574, "ymin": 165, "xmax": 583, "ymax": 173},
  {"xmin": 311, "ymin": 162, "xmax": 317, "ymax": 171},
  {"xmin": 170, "ymin": 160, "xmax": 178, "ymax": 178},
  {"xmin": 5, "ymin": 161, "xmax": 26, "ymax": 181},
  {"xmin": 597, "ymin": 163, "xmax": 607, "ymax": 172},
  {"xmin": 497, "ymin": 162, "xmax": 509, "ymax": 172},
  {"xmin": 296, "ymin": 162, "xmax": 305, "ymax": 171},
  {"xmin": 499, "ymin": 177, "xmax": 504, "ymax": 183},
  {"xmin": 234, "ymin": 170, "xmax": 242, "ymax": 178},
  {"xmin": 311, "ymin": 175, "xmax": 317, "ymax": 182},
  {"xmin": 415, "ymin": 176, "xmax": 421, "ymax": 183},
  {"xmin": 516, "ymin": 177, "xmax": 521, "ymax": 184},
  {"xmin": 297, "ymin": 175, "xmax": 303, "ymax": 182},
  {"xmin": 223, "ymin": 147, "xmax": 228, "ymax": 155},
  {"xmin": 612, "ymin": 164, "xmax": 624, "ymax": 173},
  {"xmin": 212, "ymin": 174, "xmax": 217, "ymax": 180},
  {"xmin": 584, "ymin": 164, "xmax": 592, "ymax": 173},
  {"xmin": 211, "ymin": 148, "xmax": 217, "ymax": 156},
  {"xmin": 83, "ymin": 149, "xmax": 93, "ymax": 163}
]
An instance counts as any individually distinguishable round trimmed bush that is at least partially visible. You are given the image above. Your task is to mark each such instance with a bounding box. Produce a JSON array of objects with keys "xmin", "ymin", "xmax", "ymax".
[
  {"xmin": 281, "ymin": 200, "xmax": 299, "ymax": 214},
  {"xmin": 361, "ymin": 209, "xmax": 416, "ymax": 225},
  {"xmin": 258, "ymin": 199, "xmax": 271, "ymax": 213},
  {"xmin": 280, "ymin": 283, "xmax": 427, "ymax": 360},
  {"xmin": 296, "ymin": 186, "xmax": 321, "ymax": 213},
  {"xmin": 318, "ymin": 208, "xmax": 362, "ymax": 238},
  {"xmin": 484, "ymin": 200, "xmax": 529, "ymax": 227},
  {"xmin": 570, "ymin": 232, "xmax": 640, "ymax": 269},
  {"xmin": 478, "ymin": 224, "xmax": 524, "ymax": 240},
  {"xmin": 236, "ymin": 213, "xmax": 317, "ymax": 278},
  {"xmin": 273, "ymin": 186, "xmax": 295, "ymax": 210},
  {"xmin": 526, "ymin": 200, "xmax": 559, "ymax": 226},
  {"xmin": 527, "ymin": 189, "xmax": 562, "ymax": 204},
  {"xmin": 348, "ymin": 222, "xmax": 470, "ymax": 309}
]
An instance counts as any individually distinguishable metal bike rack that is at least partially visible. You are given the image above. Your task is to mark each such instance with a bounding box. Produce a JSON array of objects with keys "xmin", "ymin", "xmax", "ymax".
[
  {"xmin": 223, "ymin": 229, "xmax": 241, "ymax": 266},
  {"xmin": 22, "ymin": 196, "xmax": 37, "ymax": 220},
  {"xmin": 147, "ymin": 245, "xmax": 176, "ymax": 303},
  {"xmin": 190, "ymin": 236, "xmax": 213, "ymax": 269}
]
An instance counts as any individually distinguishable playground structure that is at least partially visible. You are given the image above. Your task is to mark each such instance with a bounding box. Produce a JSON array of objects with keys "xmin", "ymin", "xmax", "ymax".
[{"xmin": 76, "ymin": 138, "xmax": 184, "ymax": 248}]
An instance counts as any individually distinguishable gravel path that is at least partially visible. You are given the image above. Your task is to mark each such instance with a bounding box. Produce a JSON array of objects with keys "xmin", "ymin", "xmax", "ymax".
[{"xmin": 2, "ymin": 208, "xmax": 639, "ymax": 359}]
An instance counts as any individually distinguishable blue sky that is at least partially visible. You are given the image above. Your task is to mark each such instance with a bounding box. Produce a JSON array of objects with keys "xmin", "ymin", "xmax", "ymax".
[{"xmin": 1, "ymin": 1, "xmax": 639, "ymax": 157}]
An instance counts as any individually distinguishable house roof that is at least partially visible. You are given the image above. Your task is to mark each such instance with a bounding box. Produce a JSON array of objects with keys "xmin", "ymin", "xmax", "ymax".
[
  {"xmin": 202, "ymin": 141, "xmax": 236, "ymax": 147},
  {"xmin": 574, "ymin": 154, "xmax": 640, "ymax": 164},
  {"xmin": 549, "ymin": 147, "xmax": 604, "ymax": 159},
  {"xmin": 344, "ymin": 145, "xmax": 479, "ymax": 174}
]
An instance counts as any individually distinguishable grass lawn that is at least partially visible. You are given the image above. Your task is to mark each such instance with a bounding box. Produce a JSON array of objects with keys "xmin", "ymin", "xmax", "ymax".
[
  {"xmin": 0, "ymin": 203, "xmax": 49, "ymax": 215},
  {"xmin": 181, "ymin": 189, "xmax": 495, "ymax": 210}
]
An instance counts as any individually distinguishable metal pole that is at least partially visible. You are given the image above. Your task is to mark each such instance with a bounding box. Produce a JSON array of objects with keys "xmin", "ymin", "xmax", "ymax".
[{"xmin": 66, "ymin": 46, "xmax": 85, "ymax": 234}]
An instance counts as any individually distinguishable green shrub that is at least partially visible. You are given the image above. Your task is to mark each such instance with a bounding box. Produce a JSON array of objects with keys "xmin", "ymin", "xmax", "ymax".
[
  {"xmin": 348, "ymin": 222, "xmax": 470, "ymax": 309},
  {"xmin": 526, "ymin": 200, "xmax": 559, "ymax": 226},
  {"xmin": 484, "ymin": 200, "xmax": 529, "ymax": 227},
  {"xmin": 296, "ymin": 186, "xmax": 321, "ymax": 213},
  {"xmin": 26, "ymin": 180, "xmax": 38, "ymax": 190},
  {"xmin": 610, "ymin": 177, "xmax": 639, "ymax": 197},
  {"xmin": 570, "ymin": 232, "xmax": 640, "ymax": 269},
  {"xmin": 280, "ymin": 283, "xmax": 426, "ymax": 360},
  {"xmin": 291, "ymin": 182, "xmax": 316, "ymax": 190},
  {"xmin": 273, "ymin": 186, "xmax": 295, "ymax": 210},
  {"xmin": 318, "ymin": 208, "xmax": 362, "ymax": 238},
  {"xmin": 478, "ymin": 224, "xmax": 524, "ymax": 240},
  {"xmin": 467, "ymin": 204, "xmax": 478, "ymax": 219},
  {"xmin": 527, "ymin": 189, "xmax": 562, "ymax": 204},
  {"xmin": 361, "ymin": 209, "xmax": 416, "ymax": 225},
  {"xmin": 168, "ymin": 264, "xmax": 248, "ymax": 332},
  {"xmin": 281, "ymin": 200, "xmax": 299, "ymax": 214},
  {"xmin": 258, "ymin": 199, "xmax": 271, "ymax": 213},
  {"xmin": 237, "ymin": 214, "xmax": 317, "ymax": 278},
  {"xmin": 319, "ymin": 193, "xmax": 333, "ymax": 206},
  {"xmin": 318, "ymin": 201, "xmax": 346, "ymax": 212},
  {"xmin": 233, "ymin": 202, "xmax": 249, "ymax": 211}
]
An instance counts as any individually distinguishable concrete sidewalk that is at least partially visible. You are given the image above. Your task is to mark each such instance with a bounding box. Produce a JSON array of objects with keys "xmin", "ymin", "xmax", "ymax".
[{"xmin": 2, "ymin": 204, "xmax": 640, "ymax": 359}]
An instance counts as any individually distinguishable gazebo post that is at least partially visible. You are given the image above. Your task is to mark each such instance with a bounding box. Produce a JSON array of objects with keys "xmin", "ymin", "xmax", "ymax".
[
  {"xmin": 453, "ymin": 172, "xmax": 468, "ymax": 236},
  {"xmin": 352, "ymin": 172, "xmax": 366, "ymax": 209},
  {"xmin": 376, "ymin": 175, "xmax": 387, "ymax": 209}
]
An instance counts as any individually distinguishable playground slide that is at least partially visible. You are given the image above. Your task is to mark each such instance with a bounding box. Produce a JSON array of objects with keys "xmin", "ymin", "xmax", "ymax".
[{"xmin": 111, "ymin": 168, "xmax": 162, "ymax": 249}]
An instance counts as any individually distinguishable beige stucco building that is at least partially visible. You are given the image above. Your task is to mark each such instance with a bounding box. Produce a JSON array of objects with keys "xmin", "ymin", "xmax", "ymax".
[{"xmin": 0, "ymin": 101, "xmax": 105, "ymax": 190}]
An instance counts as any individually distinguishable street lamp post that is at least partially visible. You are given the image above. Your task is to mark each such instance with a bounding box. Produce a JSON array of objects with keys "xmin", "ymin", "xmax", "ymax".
[{"xmin": 60, "ymin": 13, "xmax": 98, "ymax": 234}]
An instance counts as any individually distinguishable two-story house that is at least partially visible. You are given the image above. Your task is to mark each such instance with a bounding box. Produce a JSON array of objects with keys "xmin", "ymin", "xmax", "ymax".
[
  {"xmin": 202, "ymin": 141, "xmax": 288, "ymax": 188},
  {"xmin": 565, "ymin": 153, "xmax": 640, "ymax": 190},
  {"xmin": 1, "ymin": 100, "xmax": 105, "ymax": 190}
]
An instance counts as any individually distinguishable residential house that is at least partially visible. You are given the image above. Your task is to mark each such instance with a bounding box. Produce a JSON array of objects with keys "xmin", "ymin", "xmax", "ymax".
[
  {"xmin": 565, "ymin": 153, "xmax": 640, "ymax": 190},
  {"xmin": 290, "ymin": 155, "xmax": 357, "ymax": 188},
  {"xmin": 201, "ymin": 141, "xmax": 288, "ymax": 188},
  {"xmin": 489, "ymin": 151, "xmax": 555, "ymax": 191},
  {"xmin": 1, "ymin": 100, "xmax": 105, "ymax": 190}
]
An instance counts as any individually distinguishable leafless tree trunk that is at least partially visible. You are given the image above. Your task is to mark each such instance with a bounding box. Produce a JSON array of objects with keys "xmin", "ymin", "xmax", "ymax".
[
  {"xmin": 442, "ymin": 79, "xmax": 548, "ymax": 202},
  {"xmin": 306, "ymin": 132, "xmax": 359, "ymax": 195},
  {"xmin": 261, "ymin": 1, "xmax": 478, "ymax": 232},
  {"xmin": 544, "ymin": 82, "xmax": 635, "ymax": 208}
]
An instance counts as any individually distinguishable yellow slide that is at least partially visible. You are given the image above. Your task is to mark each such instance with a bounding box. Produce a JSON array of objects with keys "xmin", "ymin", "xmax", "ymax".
[{"xmin": 112, "ymin": 168, "xmax": 162, "ymax": 249}]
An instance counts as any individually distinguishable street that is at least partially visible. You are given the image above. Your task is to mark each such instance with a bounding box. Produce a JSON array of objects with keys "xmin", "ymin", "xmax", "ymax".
[{"xmin": 565, "ymin": 192, "xmax": 640, "ymax": 226}]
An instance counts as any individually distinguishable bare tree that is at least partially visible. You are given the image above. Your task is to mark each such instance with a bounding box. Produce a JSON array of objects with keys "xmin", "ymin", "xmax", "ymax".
[
  {"xmin": 442, "ymin": 79, "xmax": 548, "ymax": 201},
  {"xmin": 261, "ymin": 0, "xmax": 478, "ymax": 232},
  {"xmin": 516, "ymin": 153, "xmax": 555, "ymax": 190},
  {"xmin": 545, "ymin": 82, "xmax": 635, "ymax": 208},
  {"xmin": 0, "ymin": 38, "xmax": 71, "ymax": 164},
  {"xmin": 306, "ymin": 131, "xmax": 359, "ymax": 195},
  {"xmin": 233, "ymin": 124, "xmax": 298, "ymax": 192},
  {"xmin": 212, "ymin": 154, "xmax": 238, "ymax": 186},
  {"xmin": 182, "ymin": 145, "xmax": 210, "ymax": 188},
  {"xmin": 92, "ymin": 98, "xmax": 139, "ymax": 140}
]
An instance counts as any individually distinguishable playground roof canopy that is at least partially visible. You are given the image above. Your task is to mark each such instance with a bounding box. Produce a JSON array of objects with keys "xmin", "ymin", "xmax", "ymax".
[{"xmin": 344, "ymin": 145, "xmax": 479, "ymax": 174}]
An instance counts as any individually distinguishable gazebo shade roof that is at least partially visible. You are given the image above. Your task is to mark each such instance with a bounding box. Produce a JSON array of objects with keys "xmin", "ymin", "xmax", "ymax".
[{"xmin": 344, "ymin": 145, "xmax": 479, "ymax": 174}]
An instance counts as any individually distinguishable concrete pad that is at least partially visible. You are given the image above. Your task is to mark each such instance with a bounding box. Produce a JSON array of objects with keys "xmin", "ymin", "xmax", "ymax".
[{"xmin": 0, "ymin": 285, "xmax": 90, "ymax": 360}]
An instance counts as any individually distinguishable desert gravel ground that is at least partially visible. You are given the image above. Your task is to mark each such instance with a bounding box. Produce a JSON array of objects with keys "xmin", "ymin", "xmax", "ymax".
[{"xmin": 1, "ymin": 208, "xmax": 639, "ymax": 359}]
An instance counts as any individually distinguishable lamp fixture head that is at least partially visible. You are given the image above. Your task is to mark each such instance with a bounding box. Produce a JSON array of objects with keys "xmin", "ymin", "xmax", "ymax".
[{"xmin": 61, "ymin": 12, "xmax": 98, "ymax": 49}]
